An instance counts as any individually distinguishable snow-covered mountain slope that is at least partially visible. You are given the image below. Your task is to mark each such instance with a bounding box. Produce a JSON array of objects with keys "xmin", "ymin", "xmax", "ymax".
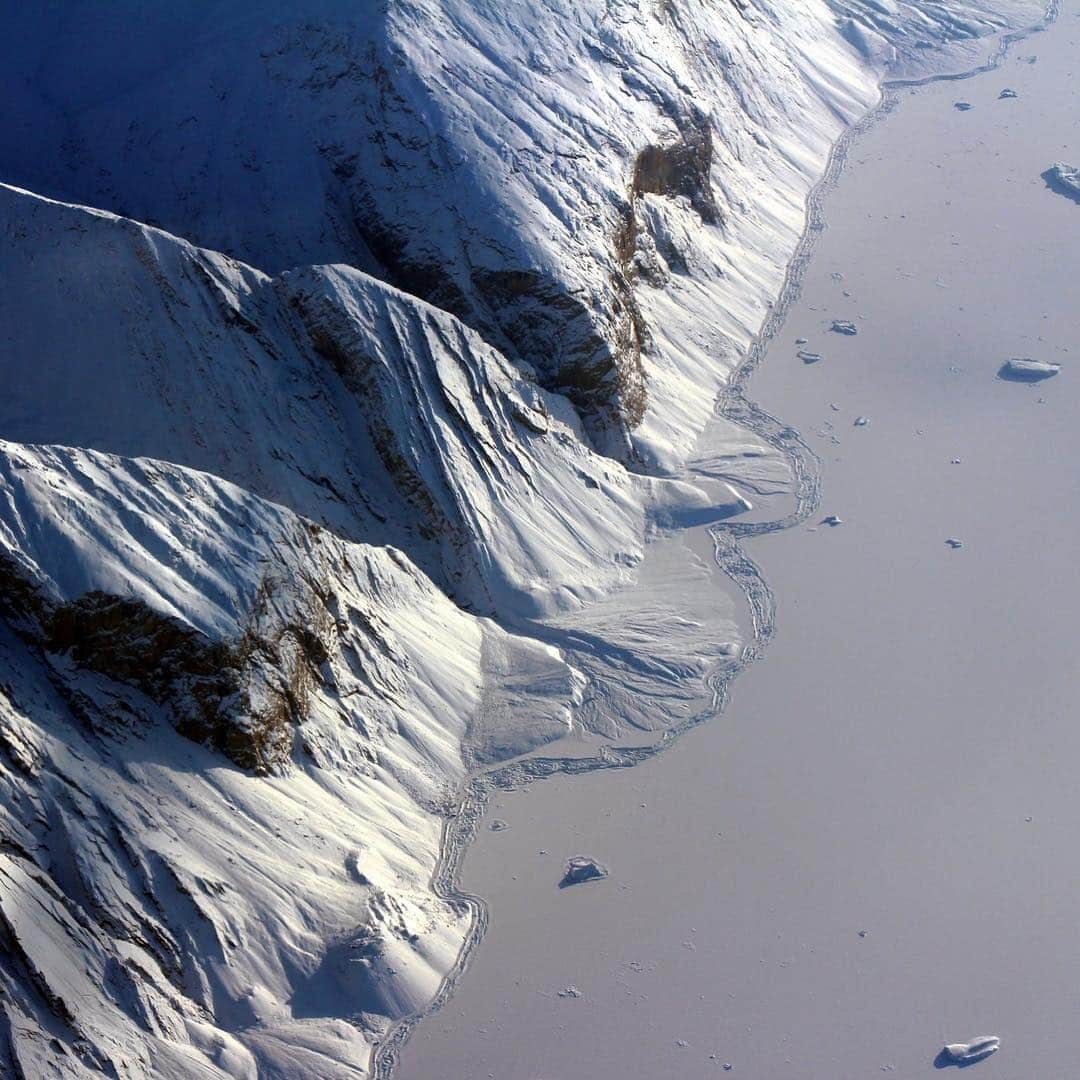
[
  {"xmin": 0, "ymin": 439, "xmax": 578, "ymax": 1078},
  {"xmin": 0, "ymin": 0, "xmax": 1042, "ymax": 463},
  {"xmin": 0, "ymin": 182, "xmax": 680, "ymax": 620},
  {"xmin": 0, "ymin": 2, "xmax": 1047, "ymax": 1076}
]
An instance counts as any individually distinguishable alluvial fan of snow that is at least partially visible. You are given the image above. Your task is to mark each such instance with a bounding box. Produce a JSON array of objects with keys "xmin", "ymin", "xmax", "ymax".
[
  {"xmin": 829, "ymin": 0, "xmax": 1043, "ymax": 73},
  {"xmin": 0, "ymin": 0, "xmax": 1044, "ymax": 1075}
]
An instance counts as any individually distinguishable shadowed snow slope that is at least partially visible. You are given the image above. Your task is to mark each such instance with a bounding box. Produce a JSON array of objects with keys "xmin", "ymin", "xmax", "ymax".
[
  {"xmin": 0, "ymin": 440, "xmax": 577, "ymax": 1078},
  {"xmin": 0, "ymin": 0, "xmax": 1040, "ymax": 461},
  {"xmin": 0, "ymin": 183, "xmax": 648, "ymax": 619}
]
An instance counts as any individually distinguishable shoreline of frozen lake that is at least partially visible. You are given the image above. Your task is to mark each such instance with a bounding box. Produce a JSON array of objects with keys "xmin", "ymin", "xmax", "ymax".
[{"xmin": 384, "ymin": 2, "xmax": 1078, "ymax": 1076}]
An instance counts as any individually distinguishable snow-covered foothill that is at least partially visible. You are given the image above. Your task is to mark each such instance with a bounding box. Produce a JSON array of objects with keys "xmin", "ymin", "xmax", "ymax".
[
  {"xmin": 830, "ymin": 0, "xmax": 1044, "ymax": 76},
  {"xmin": 0, "ymin": 440, "xmax": 578, "ymax": 1078}
]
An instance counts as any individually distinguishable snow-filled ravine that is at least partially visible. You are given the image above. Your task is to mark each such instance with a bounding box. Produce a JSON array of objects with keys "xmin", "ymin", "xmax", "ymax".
[
  {"xmin": 394, "ymin": 5, "xmax": 1080, "ymax": 1077},
  {"xmin": 0, "ymin": 1, "xmax": 1054, "ymax": 1077}
]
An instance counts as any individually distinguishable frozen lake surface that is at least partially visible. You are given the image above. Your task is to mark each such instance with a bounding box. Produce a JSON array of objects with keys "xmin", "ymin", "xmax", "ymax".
[{"xmin": 393, "ymin": 5, "xmax": 1080, "ymax": 1077}]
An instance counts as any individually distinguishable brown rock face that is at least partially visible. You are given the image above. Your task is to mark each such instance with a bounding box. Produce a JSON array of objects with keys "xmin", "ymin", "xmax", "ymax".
[
  {"xmin": 631, "ymin": 117, "xmax": 721, "ymax": 226},
  {"xmin": 0, "ymin": 555, "xmax": 331, "ymax": 775}
]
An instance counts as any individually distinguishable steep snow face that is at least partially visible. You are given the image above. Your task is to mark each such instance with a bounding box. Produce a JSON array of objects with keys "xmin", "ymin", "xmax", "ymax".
[
  {"xmin": 0, "ymin": 183, "xmax": 646, "ymax": 619},
  {"xmin": 0, "ymin": 0, "xmax": 1039, "ymax": 462},
  {"xmin": 0, "ymin": 440, "xmax": 578, "ymax": 1078}
]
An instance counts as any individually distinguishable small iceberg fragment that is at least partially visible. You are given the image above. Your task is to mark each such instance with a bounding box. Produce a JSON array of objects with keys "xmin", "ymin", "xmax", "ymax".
[
  {"xmin": 795, "ymin": 337, "xmax": 809, "ymax": 345},
  {"xmin": 1042, "ymin": 162, "xmax": 1080, "ymax": 204},
  {"xmin": 831, "ymin": 320, "xmax": 858, "ymax": 336},
  {"xmin": 999, "ymin": 88, "xmax": 1018, "ymax": 99},
  {"xmin": 999, "ymin": 358, "xmax": 1061, "ymax": 381},
  {"xmin": 799, "ymin": 350, "xmax": 825, "ymax": 364},
  {"xmin": 822, "ymin": 514, "xmax": 844, "ymax": 527},
  {"xmin": 557, "ymin": 985, "xmax": 582, "ymax": 999},
  {"xmin": 854, "ymin": 416, "xmax": 870, "ymax": 427},
  {"xmin": 936, "ymin": 1035, "xmax": 1000, "ymax": 1067},
  {"xmin": 489, "ymin": 819, "xmax": 510, "ymax": 832},
  {"xmin": 954, "ymin": 101, "xmax": 974, "ymax": 111},
  {"xmin": 560, "ymin": 856, "xmax": 609, "ymax": 888}
]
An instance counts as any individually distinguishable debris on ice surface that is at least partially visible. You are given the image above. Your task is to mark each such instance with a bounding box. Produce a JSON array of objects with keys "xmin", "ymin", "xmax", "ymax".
[
  {"xmin": 954, "ymin": 101, "xmax": 974, "ymax": 111},
  {"xmin": 822, "ymin": 515, "xmax": 845, "ymax": 527},
  {"xmin": 999, "ymin": 88, "xmax": 1019, "ymax": 98},
  {"xmin": 490, "ymin": 820, "xmax": 510, "ymax": 832},
  {"xmin": 800, "ymin": 351, "xmax": 826, "ymax": 364},
  {"xmin": 946, "ymin": 538, "xmax": 964, "ymax": 549},
  {"xmin": 795, "ymin": 337, "xmax": 809, "ymax": 345},
  {"xmin": 557, "ymin": 986, "xmax": 582, "ymax": 999},
  {"xmin": 937, "ymin": 1036, "xmax": 1000, "ymax": 1066},
  {"xmin": 560, "ymin": 856, "xmax": 609, "ymax": 888},
  {"xmin": 831, "ymin": 320, "xmax": 859, "ymax": 335},
  {"xmin": 1042, "ymin": 162, "xmax": 1080, "ymax": 204},
  {"xmin": 854, "ymin": 416, "xmax": 870, "ymax": 427},
  {"xmin": 999, "ymin": 357, "xmax": 1061, "ymax": 381}
]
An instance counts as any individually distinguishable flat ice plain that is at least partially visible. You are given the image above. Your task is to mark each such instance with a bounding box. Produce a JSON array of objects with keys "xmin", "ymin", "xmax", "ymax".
[{"xmin": 395, "ymin": 4, "xmax": 1080, "ymax": 1078}]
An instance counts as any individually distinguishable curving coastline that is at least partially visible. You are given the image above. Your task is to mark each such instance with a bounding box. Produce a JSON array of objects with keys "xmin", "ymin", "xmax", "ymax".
[{"xmin": 371, "ymin": 4, "xmax": 1061, "ymax": 1075}]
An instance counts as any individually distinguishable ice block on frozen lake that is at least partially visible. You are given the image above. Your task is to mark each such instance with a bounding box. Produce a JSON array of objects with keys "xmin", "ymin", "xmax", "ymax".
[
  {"xmin": 1042, "ymin": 162, "xmax": 1080, "ymax": 203},
  {"xmin": 560, "ymin": 856, "xmax": 609, "ymax": 888},
  {"xmin": 999, "ymin": 358, "xmax": 1061, "ymax": 381},
  {"xmin": 939, "ymin": 1035, "xmax": 1000, "ymax": 1066}
]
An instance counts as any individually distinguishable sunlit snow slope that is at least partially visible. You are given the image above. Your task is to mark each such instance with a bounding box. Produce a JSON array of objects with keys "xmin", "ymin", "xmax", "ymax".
[{"xmin": 0, "ymin": 442, "xmax": 579, "ymax": 1078}]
